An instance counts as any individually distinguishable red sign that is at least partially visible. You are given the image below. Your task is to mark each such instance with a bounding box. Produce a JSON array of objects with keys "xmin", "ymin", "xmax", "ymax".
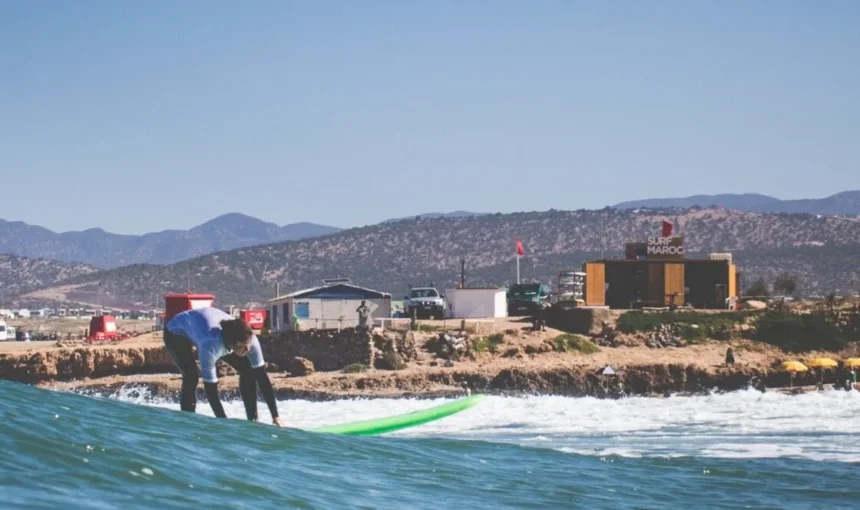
[{"xmin": 240, "ymin": 309, "xmax": 267, "ymax": 329}]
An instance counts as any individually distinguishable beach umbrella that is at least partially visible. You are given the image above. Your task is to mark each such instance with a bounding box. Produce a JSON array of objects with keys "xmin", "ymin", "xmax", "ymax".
[
  {"xmin": 778, "ymin": 361, "xmax": 808, "ymax": 388},
  {"xmin": 807, "ymin": 358, "xmax": 838, "ymax": 369},
  {"xmin": 600, "ymin": 366, "xmax": 616, "ymax": 376},
  {"xmin": 807, "ymin": 357, "xmax": 838, "ymax": 382},
  {"xmin": 845, "ymin": 358, "xmax": 860, "ymax": 369}
]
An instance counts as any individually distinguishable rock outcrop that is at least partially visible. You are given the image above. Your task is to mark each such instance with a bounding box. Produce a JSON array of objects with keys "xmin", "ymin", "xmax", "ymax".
[
  {"xmin": 287, "ymin": 357, "xmax": 315, "ymax": 376},
  {"xmin": 0, "ymin": 329, "xmax": 389, "ymax": 383}
]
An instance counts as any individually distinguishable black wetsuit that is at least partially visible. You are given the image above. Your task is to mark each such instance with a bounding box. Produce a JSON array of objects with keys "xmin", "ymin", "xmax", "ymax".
[{"xmin": 163, "ymin": 330, "xmax": 279, "ymax": 421}]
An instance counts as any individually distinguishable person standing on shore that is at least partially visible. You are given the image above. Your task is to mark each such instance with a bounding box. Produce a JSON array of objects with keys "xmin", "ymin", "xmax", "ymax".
[
  {"xmin": 356, "ymin": 300, "xmax": 371, "ymax": 331},
  {"xmin": 725, "ymin": 347, "xmax": 735, "ymax": 366},
  {"xmin": 163, "ymin": 307, "xmax": 283, "ymax": 427}
]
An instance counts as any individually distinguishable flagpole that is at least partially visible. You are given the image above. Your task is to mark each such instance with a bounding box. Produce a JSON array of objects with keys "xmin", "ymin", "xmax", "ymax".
[{"xmin": 516, "ymin": 254, "xmax": 520, "ymax": 284}]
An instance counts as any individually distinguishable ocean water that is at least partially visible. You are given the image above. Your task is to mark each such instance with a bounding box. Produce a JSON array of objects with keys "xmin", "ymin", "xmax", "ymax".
[{"xmin": 2, "ymin": 381, "xmax": 859, "ymax": 509}]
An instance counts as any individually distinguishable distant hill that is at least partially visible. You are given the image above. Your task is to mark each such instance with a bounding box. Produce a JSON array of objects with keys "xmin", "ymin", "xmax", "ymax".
[
  {"xmin": 0, "ymin": 213, "xmax": 341, "ymax": 268},
  {"xmin": 382, "ymin": 211, "xmax": 486, "ymax": 223},
  {"xmin": 613, "ymin": 191, "xmax": 860, "ymax": 216},
  {"xmin": 0, "ymin": 254, "xmax": 97, "ymax": 299},
  {"xmin": 15, "ymin": 208, "xmax": 860, "ymax": 308}
]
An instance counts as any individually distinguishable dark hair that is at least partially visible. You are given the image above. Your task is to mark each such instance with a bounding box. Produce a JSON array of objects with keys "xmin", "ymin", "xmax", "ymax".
[{"xmin": 220, "ymin": 318, "xmax": 253, "ymax": 347}]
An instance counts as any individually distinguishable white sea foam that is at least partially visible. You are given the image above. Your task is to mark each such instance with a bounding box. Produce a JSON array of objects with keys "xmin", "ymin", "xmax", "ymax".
[{"xmin": 107, "ymin": 386, "xmax": 860, "ymax": 463}]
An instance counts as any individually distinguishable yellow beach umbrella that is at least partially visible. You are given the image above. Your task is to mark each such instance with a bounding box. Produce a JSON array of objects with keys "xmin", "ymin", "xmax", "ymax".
[
  {"xmin": 779, "ymin": 361, "xmax": 808, "ymax": 373},
  {"xmin": 807, "ymin": 358, "xmax": 838, "ymax": 369},
  {"xmin": 845, "ymin": 358, "xmax": 860, "ymax": 369},
  {"xmin": 778, "ymin": 361, "xmax": 808, "ymax": 388},
  {"xmin": 807, "ymin": 358, "xmax": 838, "ymax": 382}
]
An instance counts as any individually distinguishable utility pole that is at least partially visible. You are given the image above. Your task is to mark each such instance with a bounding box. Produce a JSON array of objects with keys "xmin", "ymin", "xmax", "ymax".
[
  {"xmin": 187, "ymin": 267, "xmax": 191, "ymax": 293},
  {"xmin": 460, "ymin": 258, "xmax": 465, "ymax": 288},
  {"xmin": 154, "ymin": 268, "xmax": 159, "ymax": 311}
]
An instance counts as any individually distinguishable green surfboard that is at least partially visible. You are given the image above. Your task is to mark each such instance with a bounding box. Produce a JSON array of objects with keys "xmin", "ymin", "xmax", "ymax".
[{"xmin": 312, "ymin": 394, "xmax": 485, "ymax": 436}]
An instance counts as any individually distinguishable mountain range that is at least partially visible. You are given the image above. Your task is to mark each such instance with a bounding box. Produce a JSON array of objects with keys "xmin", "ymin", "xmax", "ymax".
[
  {"xmin": 0, "ymin": 211, "xmax": 488, "ymax": 269},
  {"xmin": 3, "ymin": 190, "xmax": 859, "ymax": 270},
  {"xmin": 10, "ymin": 207, "xmax": 860, "ymax": 309},
  {"xmin": 613, "ymin": 191, "xmax": 860, "ymax": 216},
  {"xmin": 0, "ymin": 254, "xmax": 96, "ymax": 300},
  {"xmin": 0, "ymin": 213, "xmax": 341, "ymax": 268}
]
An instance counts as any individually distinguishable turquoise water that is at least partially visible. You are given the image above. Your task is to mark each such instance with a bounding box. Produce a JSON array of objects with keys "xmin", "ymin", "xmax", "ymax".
[{"xmin": 2, "ymin": 380, "xmax": 860, "ymax": 509}]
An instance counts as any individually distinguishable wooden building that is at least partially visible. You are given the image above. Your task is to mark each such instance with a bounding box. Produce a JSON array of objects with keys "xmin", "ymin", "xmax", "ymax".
[{"xmin": 583, "ymin": 237, "xmax": 739, "ymax": 309}]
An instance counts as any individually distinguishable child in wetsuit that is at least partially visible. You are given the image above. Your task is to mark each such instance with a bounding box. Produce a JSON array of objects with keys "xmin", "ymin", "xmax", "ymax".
[{"xmin": 164, "ymin": 307, "xmax": 283, "ymax": 426}]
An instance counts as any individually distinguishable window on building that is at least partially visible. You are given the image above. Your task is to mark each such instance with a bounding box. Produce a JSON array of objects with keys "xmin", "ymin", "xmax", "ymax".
[
  {"xmin": 282, "ymin": 303, "xmax": 289, "ymax": 324},
  {"xmin": 271, "ymin": 305, "xmax": 278, "ymax": 330},
  {"xmin": 295, "ymin": 302, "xmax": 309, "ymax": 319}
]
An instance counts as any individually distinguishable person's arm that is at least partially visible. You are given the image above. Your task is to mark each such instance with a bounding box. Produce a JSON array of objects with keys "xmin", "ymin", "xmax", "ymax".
[
  {"xmin": 204, "ymin": 382, "xmax": 227, "ymax": 418},
  {"xmin": 253, "ymin": 367, "xmax": 279, "ymax": 419},
  {"xmin": 248, "ymin": 335, "xmax": 282, "ymax": 424},
  {"xmin": 200, "ymin": 351, "xmax": 227, "ymax": 418}
]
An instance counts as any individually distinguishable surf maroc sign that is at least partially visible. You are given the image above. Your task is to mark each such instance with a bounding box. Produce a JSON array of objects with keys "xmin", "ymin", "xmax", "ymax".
[{"xmin": 626, "ymin": 236, "xmax": 685, "ymax": 260}]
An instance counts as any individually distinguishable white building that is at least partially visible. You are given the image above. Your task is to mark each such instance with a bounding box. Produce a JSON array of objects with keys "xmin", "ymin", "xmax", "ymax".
[
  {"xmin": 268, "ymin": 279, "xmax": 391, "ymax": 332},
  {"xmin": 16, "ymin": 309, "xmax": 31, "ymax": 319},
  {"xmin": 445, "ymin": 287, "xmax": 508, "ymax": 318}
]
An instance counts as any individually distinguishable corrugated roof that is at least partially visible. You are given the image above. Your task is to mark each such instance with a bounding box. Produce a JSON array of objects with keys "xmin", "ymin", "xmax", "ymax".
[{"xmin": 268, "ymin": 282, "xmax": 390, "ymax": 302}]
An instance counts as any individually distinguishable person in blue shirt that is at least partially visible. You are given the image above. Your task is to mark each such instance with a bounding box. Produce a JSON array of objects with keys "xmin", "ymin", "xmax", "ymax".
[{"xmin": 164, "ymin": 307, "xmax": 283, "ymax": 427}]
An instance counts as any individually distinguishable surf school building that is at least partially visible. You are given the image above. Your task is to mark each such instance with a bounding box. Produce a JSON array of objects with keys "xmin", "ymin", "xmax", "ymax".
[
  {"xmin": 267, "ymin": 278, "xmax": 392, "ymax": 332},
  {"xmin": 582, "ymin": 236, "xmax": 740, "ymax": 309}
]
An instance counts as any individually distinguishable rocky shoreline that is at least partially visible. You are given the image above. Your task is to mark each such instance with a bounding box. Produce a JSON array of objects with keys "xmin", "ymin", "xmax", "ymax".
[
  {"xmin": 3, "ymin": 312, "xmax": 854, "ymax": 402},
  {"xmin": 45, "ymin": 362, "xmax": 778, "ymax": 403}
]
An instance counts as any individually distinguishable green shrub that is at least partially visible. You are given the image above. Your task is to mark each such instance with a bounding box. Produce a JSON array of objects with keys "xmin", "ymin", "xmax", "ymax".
[
  {"xmin": 471, "ymin": 333, "xmax": 505, "ymax": 353},
  {"xmin": 618, "ymin": 311, "xmax": 749, "ymax": 340},
  {"xmin": 754, "ymin": 311, "xmax": 845, "ymax": 352},
  {"xmin": 679, "ymin": 324, "xmax": 707, "ymax": 342},
  {"xmin": 553, "ymin": 334, "xmax": 600, "ymax": 354},
  {"xmin": 343, "ymin": 363, "xmax": 370, "ymax": 373}
]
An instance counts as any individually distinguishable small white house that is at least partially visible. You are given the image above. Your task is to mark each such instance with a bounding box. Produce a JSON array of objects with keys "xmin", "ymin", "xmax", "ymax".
[
  {"xmin": 0, "ymin": 309, "xmax": 15, "ymax": 319},
  {"xmin": 16, "ymin": 309, "xmax": 31, "ymax": 319},
  {"xmin": 268, "ymin": 278, "xmax": 391, "ymax": 332},
  {"xmin": 445, "ymin": 288, "xmax": 508, "ymax": 318}
]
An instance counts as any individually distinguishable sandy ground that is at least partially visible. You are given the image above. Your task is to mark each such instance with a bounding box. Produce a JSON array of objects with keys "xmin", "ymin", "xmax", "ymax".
[
  {"xmin": 0, "ymin": 340, "xmax": 58, "ymax": 352},
  {"xmin": 1, "ymin": 317, "xmax": 155, "ymax": 338},
  {"xmin": 0, "ymin": 330, "xmax": 160, "ymax": 354}
]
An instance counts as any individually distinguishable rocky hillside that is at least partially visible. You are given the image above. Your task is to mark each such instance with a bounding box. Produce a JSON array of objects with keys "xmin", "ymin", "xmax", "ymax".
[
  {"xmin": 0, "ymin": 254, "xmax": 97, "ymax": 298},
  {"xmin": 13, "ymin": 208, "xmax": 860, "ymax": 307},
  {"xmin": 614, "ymin": 191, "xmax": 860, "ymax": 216},
  {"xmin": 0, "ymin": 213, "xmax": 341, "ymax": 268}
]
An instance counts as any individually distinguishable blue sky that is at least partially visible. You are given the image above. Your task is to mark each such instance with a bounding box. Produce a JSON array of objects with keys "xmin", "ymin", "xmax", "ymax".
[{"xmin": 1, "ymin": 1, "xmax": 858, "ymax": 234}]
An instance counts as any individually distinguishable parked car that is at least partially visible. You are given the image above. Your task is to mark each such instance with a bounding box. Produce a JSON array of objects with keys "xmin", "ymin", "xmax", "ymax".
[
  {"xmin": 403, "ymin": 285, "xmax": 446, "ymax": 319},
  {"xmin": 507, "ymin": 282, "xmax": 551, "ymax": 316}
]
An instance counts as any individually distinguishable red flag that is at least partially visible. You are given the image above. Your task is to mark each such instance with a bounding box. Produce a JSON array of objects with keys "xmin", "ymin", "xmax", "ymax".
[
  {"xmin": 661, "ymin": 220, "xmax": 673, "ymax": 237},
  {"xmin": 515, "ymin": 239, "xmax": 525, "ymax": 256}
]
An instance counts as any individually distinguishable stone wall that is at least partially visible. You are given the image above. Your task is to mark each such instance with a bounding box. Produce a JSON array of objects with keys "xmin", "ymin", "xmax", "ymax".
[
  {"xmin": 546, "ymin": 306, "xmax": 617, "ymax": 335},
  {"xmin": 260, "ymin": 329, "xmax": 375, "ymax": 372}
]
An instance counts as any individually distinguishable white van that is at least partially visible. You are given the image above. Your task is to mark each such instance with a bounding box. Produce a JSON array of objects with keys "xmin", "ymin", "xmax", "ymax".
[{"xmin": 0, "ymin": 320, "xmax": 7, "ymax": 341}]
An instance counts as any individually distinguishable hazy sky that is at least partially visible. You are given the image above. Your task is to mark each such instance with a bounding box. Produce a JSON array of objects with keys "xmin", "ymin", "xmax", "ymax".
[{"xmin": 2, "ymin": 1, "xmax": 858, "ymax": 234}]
